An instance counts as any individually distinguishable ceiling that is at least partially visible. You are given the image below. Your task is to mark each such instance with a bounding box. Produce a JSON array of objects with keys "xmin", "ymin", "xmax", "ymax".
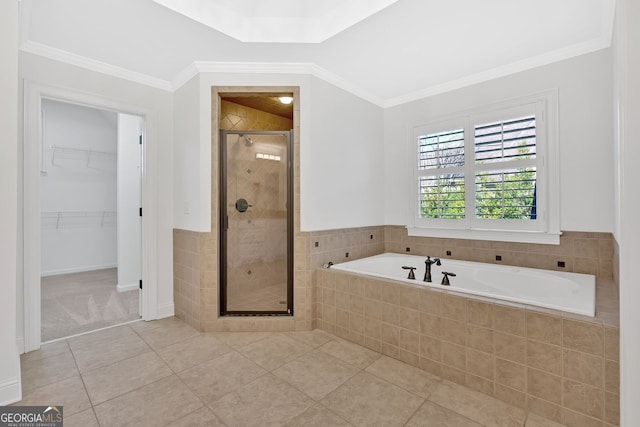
[
  {"xmin": 19, "ymin": 0, "xmax": 615, "ymax": 107},
  {"xmin": 222, "ymin": 96, "xmax": 294, "ymax": 120},
  {"xmin": 150, "ymin": 0, "xmax": 401, "ymax": 43}
]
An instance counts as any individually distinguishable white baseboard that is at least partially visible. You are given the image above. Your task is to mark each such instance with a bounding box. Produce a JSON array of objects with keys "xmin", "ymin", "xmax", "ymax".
[
  {"xmin": 117, "ymin": 282, "xmax": 139, "ymax": 293},
  {"xmin": 156, "ymin": 303, "xmax": 175, "ymax": 319},
  {"xmin": 0, "ymin": 376, "xmax": 22, "ymax": 406},
  {"xmin": 41, "ymin": 263, "xmax": 117, "ymax": 277}
]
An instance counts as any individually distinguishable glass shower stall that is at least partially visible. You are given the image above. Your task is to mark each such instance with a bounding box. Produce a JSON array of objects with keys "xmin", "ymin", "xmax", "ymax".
[{"xmin": 219, "ymin": 130, "xmax": 293, "ymax": 316}]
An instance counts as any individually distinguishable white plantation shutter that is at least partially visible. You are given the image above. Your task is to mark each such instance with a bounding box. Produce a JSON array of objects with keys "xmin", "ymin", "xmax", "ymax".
[
  {"xmin": 417, "ymin": 128, "xmax": 466, "ymax": 220},
  {"xmin": 473, "ymin": 115, "xmax": 537, "ymax": 220},
  {"xmin": 411, "ymin": 92, "xmax": 558, "ymax": 242}
]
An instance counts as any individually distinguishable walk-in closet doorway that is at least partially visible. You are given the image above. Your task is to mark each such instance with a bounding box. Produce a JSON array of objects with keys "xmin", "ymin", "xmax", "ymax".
[
  {"xmin": 22, "ymin": 82, "xmax": 157, "ymax": 352},
  {"xmin": 39, "ymin": 100, "xmax": 142, "ymax": 341}
]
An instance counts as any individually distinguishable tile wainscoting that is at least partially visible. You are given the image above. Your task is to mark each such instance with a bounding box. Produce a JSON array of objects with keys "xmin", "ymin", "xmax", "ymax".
[
  {"xmin": 314, "ymin": 267, "xmax": 619, "ymax": 426},
  {"xmin": 174, "ymin": 220, "xmax": 619, "ymax": 424}
]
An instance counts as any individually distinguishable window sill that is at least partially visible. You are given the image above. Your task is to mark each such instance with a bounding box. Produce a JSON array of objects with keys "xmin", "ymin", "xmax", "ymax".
[{"xmin": 406, "ymin": 226, "xmax": 561, "ymax": 245}]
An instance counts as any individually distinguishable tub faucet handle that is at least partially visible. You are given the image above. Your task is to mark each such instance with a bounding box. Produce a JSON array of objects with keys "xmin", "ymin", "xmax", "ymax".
[
  {"xmin": 402, "ymin": 266, "xmax": 417, "ymax": 280},
  {"xmin": 441, "ymin": 271, "xmax": 456, "ymax": 286}
]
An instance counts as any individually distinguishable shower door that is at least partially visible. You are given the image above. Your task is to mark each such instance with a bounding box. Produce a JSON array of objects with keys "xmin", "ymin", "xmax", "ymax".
[{"xmin": 220, "ymin": 130, "xmax": 293, "ymax": 315}]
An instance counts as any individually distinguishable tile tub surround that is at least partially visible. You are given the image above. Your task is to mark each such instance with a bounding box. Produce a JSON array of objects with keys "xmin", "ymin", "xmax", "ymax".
[
  {"xmin": 309, "ymin": 226, "xmax": 386, "ymax": 270},
  {"xmin": 314, "ymin": 268, "xmax": 620, "ymax": 426},
  {"xmin": 385, "ymin": 226, "xmax": 616, "ymax": 279}
]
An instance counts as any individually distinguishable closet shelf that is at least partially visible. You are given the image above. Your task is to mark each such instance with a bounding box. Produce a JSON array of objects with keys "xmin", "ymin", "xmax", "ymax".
[
  {"xmin": 49, "ymin": 145, "xmax": 117, "ymax": 168},
  {"xmin": 41, "ymin": 211, "xmax": 117, "ymax": 229}
]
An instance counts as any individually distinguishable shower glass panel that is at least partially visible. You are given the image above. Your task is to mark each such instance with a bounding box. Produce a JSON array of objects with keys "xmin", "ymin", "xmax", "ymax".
[{"xmin": 220, "ymin": 130, "xmax": 293, "ymax": 315}]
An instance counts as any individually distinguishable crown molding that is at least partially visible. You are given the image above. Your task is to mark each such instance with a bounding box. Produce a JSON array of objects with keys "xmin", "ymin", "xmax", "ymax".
[
  {"xmin": 19, "ymin": 40, "xmax": 173, "ymax": 92},
  {"xmin": 174, "ymin": 61, "xmax": 386, "ymax": 106},
  {"xmin": 170, "ymin": 62, "xmax": 200, "ymax": 90},
  {"xmin": 383, "ymin": 36, "xmax": 612, "ymax": 108},
  {"xmin": 20, "ymin": 34, "xmax": 612, "ymax": 110}
]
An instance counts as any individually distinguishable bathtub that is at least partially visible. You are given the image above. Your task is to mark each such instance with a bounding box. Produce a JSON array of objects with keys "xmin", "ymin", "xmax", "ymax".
[{"xmin": 330, "ymin": 253, "xmax": 595, "ymax": 317}]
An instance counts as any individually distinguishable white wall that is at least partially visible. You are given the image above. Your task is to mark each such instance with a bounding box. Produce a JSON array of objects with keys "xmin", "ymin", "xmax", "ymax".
[
  {"xmin": 613, "ymin": 0, "xmax": 640, "ymax": 424},
  {"xmin": 307, "ymin": 76, "xmax": 385, "ymax": 229},
  {"xmin": 117, "ymin": 113, "xmax": 142, "ymax": 291},
  {"xmin": 18, "ymin": 52, "xmax": 175, "ymax": 341},
  {"xmin": 173, "ymin": 74, "xmax": 205, "ymax": 231},
  {"xmin": 40, "ymin": 99, "xmax": 118, "ymax": 275},
  {"xmin": 384, "ymin": 49, "xmax": 614, "ymax": 233},
  {"xmin": 0, "ymin": 0, "xmax": 22, "ymax": 405},
  {"xmin": 173, "ymin": 72, "xmax": 384, "ymax": 232}
]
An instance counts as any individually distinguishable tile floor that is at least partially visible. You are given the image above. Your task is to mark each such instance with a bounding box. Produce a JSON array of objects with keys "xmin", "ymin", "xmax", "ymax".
[
  {"xmin": 41, "ymin": 268, "xmax": 140, "ymax": 341},
  {"xmin": 16, "ymin": 317, "xmax": 566, "ymax": 427}
]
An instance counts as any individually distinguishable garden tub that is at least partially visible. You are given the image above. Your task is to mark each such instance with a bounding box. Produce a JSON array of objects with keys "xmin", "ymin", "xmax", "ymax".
[{"xmin": 330, "ymin": 253, "xmax": 595, "ymax": 316}]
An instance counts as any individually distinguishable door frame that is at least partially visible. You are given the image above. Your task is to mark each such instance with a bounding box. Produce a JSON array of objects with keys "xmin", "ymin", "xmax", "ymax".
[
  {"xmin": 22, "ymin": 81, "xmax": 158, "ymax": 352},
  {"xmin": 219, "ymin": 129, "xmax": 294, "ymax": 316}
]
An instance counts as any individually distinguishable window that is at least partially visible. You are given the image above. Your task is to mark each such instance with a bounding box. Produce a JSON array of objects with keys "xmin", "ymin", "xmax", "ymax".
[{"xmin": 410, "ymin": 91, "xmax": 559, "ymax": 244}]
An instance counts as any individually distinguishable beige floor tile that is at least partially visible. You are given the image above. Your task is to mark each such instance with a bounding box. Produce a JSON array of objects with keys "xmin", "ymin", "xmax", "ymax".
[
  {"xmin": 82, "ymin": 351, "xmax": 172, "ymax": 404},
  {"xmin": 157, "ymin": 334, "xmax": 232, "ymax": 372},
  {"xmin": 320, "ymin": 372, "xmax": 424, "ymax": 427},
  {"xmin": 21, "ymin": 351, "xmax": 79, "ymax": 394},
  {"xmin": 64, "ymin": 408, "xmax": 100, "ymax": 427},
  {"xmin": 284, "ymin": 404, "xmax": 353, "ymax": 427},
  {"xmin": 136, "ymin": 317, "xmax": 201, "ymax": 349},
  {"xmin": 128, "ymin": 316, "xmax": 182, "ymax": 333},
  {"xmin": 21, "ymin": 340, "xmax": 71, "ymax": 363},
  {"xmin": 93, "ymin": 375, "xmax": 203, "ymax": 427},
  {"xmin": 405, "ymin": 401, "xmax": 482, "ymax": 427},
  {"xmin": 317, "ymin": 339, "xmax": 380, "ymax": 369},
  {"xmin": 285, "ymin": 329, "xmax": 335, "ymax": 348},
  {"xmin": 237, "ymin": 333, "xmax": 314, "ymax": 371},
  {"xmin": 166, "ymin": 407, "xmax": 227, "ymax": 426},
  {"xmin": 178, "ymin": 351, "xmax": 267, "ymax": 404},
  {"xmin": 13, "ymin": 376, "xmax": 91, "ymax": 417},
  {"xmin": 429, "ymin": 381, "xmax": 526, "ymax": 427},
  {"xmin": 365, "ymin": 355, "xmax": 441, "ymax": 398},
  {"xmin": 273, "ymin": 350, "xmax": 359, "ymax": 400},
  {"xmin": 211, "ymin": 331, "xmax": 273, "ymax": 349},
  {"xmin": 68, "ymin": 325, "xmax": 151, "ymax": 373},
  {"xmin": 525, "ymin": 412, "xmax": 566, "ymax": 427},
  {"xmin": 209, "ymin": 374, "xmax": 315, "ymax": 427}
]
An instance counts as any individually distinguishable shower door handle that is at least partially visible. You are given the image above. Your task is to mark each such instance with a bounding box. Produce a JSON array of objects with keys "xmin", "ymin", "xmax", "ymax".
[{"xmin": 235, "ymin": 198, "xmax": 252, "ymax": 213}]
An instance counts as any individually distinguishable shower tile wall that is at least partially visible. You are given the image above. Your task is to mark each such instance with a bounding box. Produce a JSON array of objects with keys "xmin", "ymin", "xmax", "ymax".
[
  {"xmin": 224, "ymin": 132, "xmax": 289, "ymax": 309},
  {"xmin": 220, "ymin": 100, "xmax": 293, "ymax": 131},
  {"xmin": 221, "ymin": 101, "xmax": 292, "ymax": 310}
]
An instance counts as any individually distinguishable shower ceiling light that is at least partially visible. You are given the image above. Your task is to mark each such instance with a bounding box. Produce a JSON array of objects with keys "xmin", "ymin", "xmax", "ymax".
[{"xmin": 278, "ymin": 96, "xmax": 293, "ymax": 105}]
